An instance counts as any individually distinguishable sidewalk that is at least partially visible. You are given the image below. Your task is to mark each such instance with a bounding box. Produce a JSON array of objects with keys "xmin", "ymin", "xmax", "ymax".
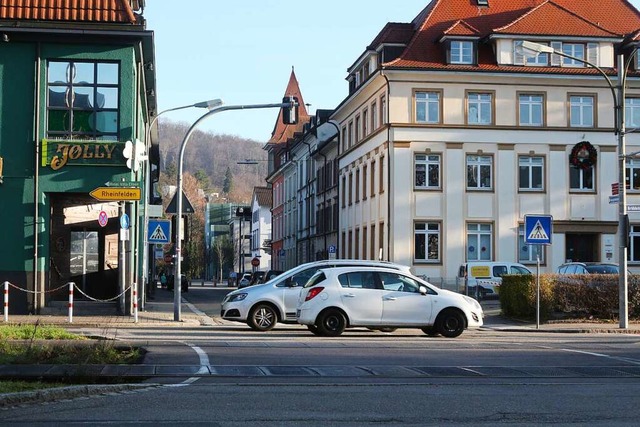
[{"xmin": 3, "ymin": 283, "xmax": 231, "ymax": 327}]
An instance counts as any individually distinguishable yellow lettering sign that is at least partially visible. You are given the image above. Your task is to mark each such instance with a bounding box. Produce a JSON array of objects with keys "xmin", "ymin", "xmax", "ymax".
[{"xmin": 470, "ymin": 266, "xmax": 491, "ymax": 278}]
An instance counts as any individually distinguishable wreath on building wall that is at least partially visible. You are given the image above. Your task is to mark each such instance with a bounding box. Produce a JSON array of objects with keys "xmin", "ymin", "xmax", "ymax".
[{"xmin": 569, "ymin": 141, "xmax": 597, "ymax": 170}]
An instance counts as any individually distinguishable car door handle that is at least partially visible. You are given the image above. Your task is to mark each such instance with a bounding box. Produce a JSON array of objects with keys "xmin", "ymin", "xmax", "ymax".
[
  {"xmin": 344, "ymin": 293, "xmax": 356, "ymax": 298},
  {"xmin": 383, "ymin": 296, "xmax": 397, "ymax": 301}
]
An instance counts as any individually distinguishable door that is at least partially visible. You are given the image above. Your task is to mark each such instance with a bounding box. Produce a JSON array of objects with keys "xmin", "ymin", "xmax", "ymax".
[
  {"xmin": 337, "ymin": 271, "xmax": 383, "ymax": 325},
  {"xmin": 379, "ymin": 272, "xmax": 433, "ymax": 325},
  {"xmin": 281, "ymin": 266, "xmax": 320, "ymax": 321},
  {"xmin": 565, "ymin": 233, "xmax": 598, "ymax": 262}
]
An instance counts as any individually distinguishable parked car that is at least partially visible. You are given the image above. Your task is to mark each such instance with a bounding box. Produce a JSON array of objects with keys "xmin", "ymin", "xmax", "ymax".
[
  {"xmin": 296, "ymin": 266, "xmax": 483, "ymax": 338},
  {"xmin": 249, "ymin": 271, "xmax": 265, "ymax": 286},
  {"xmin": 557, "ymin": 262, "xmax": 619, "ymax": 275},
  {"xmin": 458, "ymin": 261, "xmax": 532, "ymax": 298},
  {"xmin": 237, "ymin": 273, "xmax": 252, "ymax": 288},
  {"xmin": 221, "ymin": 260, "xmax": 413, "ymax": 331},
  {"xmin": 260, "ymin": 270, "xmax": 284, "ymax": 283}
]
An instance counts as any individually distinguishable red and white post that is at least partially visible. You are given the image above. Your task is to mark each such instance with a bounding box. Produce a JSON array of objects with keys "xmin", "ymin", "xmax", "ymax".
[
  {"xmin": 3, "ymin": 281, "xmax": 8, "ymax": 322},
  {"xmin": 133, "ymin": 283, "xmax": 138, "ymax": 323},
  {"xmin": 68, "ymin": 282, "xmax": 74, "ymax": 323}
]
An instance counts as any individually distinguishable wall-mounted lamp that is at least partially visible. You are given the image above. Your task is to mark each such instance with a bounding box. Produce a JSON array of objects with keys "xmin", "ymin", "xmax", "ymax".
[
  {"xmin": 0, "ymin": 156, "xmax": 4, "ymax": 184},
  {"xmin": 2, "ymin": 34, "xmax": 9, "ymax": 43}
]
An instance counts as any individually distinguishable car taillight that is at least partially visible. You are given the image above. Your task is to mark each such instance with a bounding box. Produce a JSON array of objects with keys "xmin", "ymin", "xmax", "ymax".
[{"xmin": 305, "ymin": 287, "xmax": 324, "ymax": 301}]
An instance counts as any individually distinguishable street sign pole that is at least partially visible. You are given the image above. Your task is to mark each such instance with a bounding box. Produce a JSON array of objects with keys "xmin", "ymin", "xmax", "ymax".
[{"xmin": 524, "ymin": 215, "xmax": 553, "ymax": 330}]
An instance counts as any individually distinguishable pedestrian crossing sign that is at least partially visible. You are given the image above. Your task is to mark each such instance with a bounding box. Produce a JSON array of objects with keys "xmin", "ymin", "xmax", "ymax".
[
  {"xmin": 148, "ymin": 219, "xmax": 171, "ymax": 244},
  {"xmin": 524, "ymin": 215, "xmax": 553, "ymax": 245}
]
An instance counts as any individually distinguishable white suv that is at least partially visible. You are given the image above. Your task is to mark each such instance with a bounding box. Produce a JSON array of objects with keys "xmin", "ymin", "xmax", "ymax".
[
  {"xmin": 297, "ymin": 266, "xmax": 483, "ymax": 337},
  {"xmin": 221, "ymin": 260, "xmax": 412, "ymax": 331}
]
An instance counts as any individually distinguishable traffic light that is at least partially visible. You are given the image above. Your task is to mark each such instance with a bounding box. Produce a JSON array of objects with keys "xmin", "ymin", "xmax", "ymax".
[{"xmin": 282, "ymin": 96, "xmax": 299, "ymax": 125}]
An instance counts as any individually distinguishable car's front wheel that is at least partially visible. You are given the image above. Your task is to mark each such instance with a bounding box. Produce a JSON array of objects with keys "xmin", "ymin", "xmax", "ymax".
[
  {"xmin": 247, "ymin": 304, "xmax": 278, "ymax": 331},
  {"xmin": 317, "ymin": 309, "xmax": 346, "ymax": 337},
  {"xmin": 307, "ymin": 325, "xmax": 322, "ymax": 336},
  {"xmin": 436, "ymin": 309, "xmax": 466, "ymax": 338}
]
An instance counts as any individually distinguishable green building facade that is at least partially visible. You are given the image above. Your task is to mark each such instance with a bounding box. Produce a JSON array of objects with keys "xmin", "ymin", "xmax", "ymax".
[{"xmin": 0, "ymin": 1, "xmax": 157, "ymax": 314}]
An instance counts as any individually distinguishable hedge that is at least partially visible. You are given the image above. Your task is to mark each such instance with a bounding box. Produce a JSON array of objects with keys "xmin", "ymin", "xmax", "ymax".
[{"xmin": 499, "ymin": 274, "xmax": 640, "ymax": 321}]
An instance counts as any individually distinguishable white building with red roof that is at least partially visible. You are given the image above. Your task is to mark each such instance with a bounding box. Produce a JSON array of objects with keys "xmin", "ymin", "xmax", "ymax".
[{"xmin": 332, "ymin": 0, "xmax": 640, "ymax": 280}]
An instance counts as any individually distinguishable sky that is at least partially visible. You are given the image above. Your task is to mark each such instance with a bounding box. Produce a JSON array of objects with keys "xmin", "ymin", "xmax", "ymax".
[{"xmin": 144, "ymin": 0, "xmax": 640, "ymax": 143}]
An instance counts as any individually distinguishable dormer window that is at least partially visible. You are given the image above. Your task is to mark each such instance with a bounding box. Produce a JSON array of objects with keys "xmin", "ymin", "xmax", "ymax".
[
  {"xmin": 450, "ymin": 40, "xmax": 474, "ymax": 64},
  {"xmin": 514, "ymin": 41, "xmax": 548, "ymax": 66},
  {"xmin": 561, "ymin": 43, "xmax": 586, "ymax": 67}
]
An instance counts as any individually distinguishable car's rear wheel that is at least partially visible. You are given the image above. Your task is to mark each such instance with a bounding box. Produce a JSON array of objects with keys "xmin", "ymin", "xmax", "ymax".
[
  {"xmin": 436, "ymin": 309, "xmax": 466, "ymax": 338},
  {"xmin": 247, "ymin": 304, "xmax": 278, "ymax": 331},
  {"xmin": 317, "ymin": 309, "xmax": 346, "ymax": 337}
]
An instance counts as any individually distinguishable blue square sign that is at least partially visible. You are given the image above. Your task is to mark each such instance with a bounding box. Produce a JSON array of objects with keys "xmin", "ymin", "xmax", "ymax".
[
  {"xmin": 524, "ymin": 215, "xmax": 553, "ymax": 245},
  {"xmin": 148, "ymin": 219, "xmax": 171, "ymax": 244}
]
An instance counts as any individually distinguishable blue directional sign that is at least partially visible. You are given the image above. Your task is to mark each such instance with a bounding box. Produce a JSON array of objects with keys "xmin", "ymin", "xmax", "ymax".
[
  {"xmin": 120, "ymin": 213, "xmax": 130, "ymax": 230},
  {"xmin": 148, "ymin": 219, "xmax": 171, "ymax": 244},
  {"xmin": 524, "ymin": 215, "xmax": 553, "ymax": 245}
]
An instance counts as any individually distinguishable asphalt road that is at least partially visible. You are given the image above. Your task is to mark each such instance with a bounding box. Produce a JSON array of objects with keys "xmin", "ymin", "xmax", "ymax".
[{"xmin": 3, "ymin": 285, "xmax": 640, "ymax": 425}]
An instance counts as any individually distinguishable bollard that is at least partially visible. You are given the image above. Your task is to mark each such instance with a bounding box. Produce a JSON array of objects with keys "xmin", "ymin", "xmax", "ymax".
[
  {"xmin": 3, "ymin": 281, "xmax": 8, "ymax": 322},
  {"xmin": 68, "ymin": 282, "xmax": 74, "ymax": 323},
  {"xmin": 133, "ymin": 284, "xmax": 138, "ymax": 323}
]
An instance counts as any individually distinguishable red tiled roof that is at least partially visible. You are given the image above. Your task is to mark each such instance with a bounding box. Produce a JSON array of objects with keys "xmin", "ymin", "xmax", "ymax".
[
  {"xmin": 253, "ymin": 187, "xmax": 272, "ymax": 208},
  {"xmin": 269, "ymin": 68, "xmax": 311, "ymax": 145},
  {"xmin": 367, "ymin": 22, "xmax": 416, "ymax": 49},
  {"xmin": 494, "ymin": 1, "xmax": 618, "ymax": 38},
  {"xmin": 0, "ymin": 0, "xmax": 137, "ymax": 24},
  {"xmin": 442, "ymin": 20, "xmax": 481, "ymax": 37},
  {"xmin": 386, "ymin": 0, "xmax": 640, "ymax": 71}
]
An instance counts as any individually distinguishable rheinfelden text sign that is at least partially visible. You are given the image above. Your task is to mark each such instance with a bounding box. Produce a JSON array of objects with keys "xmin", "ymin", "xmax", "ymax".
[{"xmin": 89, "ymin": 187, "xmax": 141, "ymax": 201}]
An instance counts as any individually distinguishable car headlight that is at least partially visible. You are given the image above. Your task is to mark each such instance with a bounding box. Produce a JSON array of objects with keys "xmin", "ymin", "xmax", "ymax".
[
  {"xmin": 463, "ymin": 295, "xmax": 482, "ymax": 311},
  {"xmin": 226, "ymin": 293, "xmax": 248, "ymax": 303}
]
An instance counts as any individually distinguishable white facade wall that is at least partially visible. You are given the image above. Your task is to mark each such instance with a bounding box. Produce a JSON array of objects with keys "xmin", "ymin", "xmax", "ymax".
[{"xmin": 333, "ymin": 61, "xmax": 640, "ymax": 280}]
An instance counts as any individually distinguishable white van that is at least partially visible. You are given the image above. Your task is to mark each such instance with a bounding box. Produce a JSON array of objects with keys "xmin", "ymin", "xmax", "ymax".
[{"xmin": 458, "ymin": 262, "xmax": 532, "ymax": 298}]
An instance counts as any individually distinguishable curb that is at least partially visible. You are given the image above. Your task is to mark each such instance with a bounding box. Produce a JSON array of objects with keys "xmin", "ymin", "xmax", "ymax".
[{"xmin": 0, "ymin": 383, "xmax": 161, "ymax": 408}]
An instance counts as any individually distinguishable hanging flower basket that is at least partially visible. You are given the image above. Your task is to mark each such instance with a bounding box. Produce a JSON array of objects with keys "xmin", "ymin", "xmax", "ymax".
[{"xmin": 569, "ymin": 141, "xmax": 597, "ymax": 170}]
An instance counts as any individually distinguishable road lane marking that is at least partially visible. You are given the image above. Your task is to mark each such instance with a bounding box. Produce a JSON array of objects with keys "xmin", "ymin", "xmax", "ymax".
[{"xmin": 560, "ymin": 348, "xmax": 640, "ymax": 365}]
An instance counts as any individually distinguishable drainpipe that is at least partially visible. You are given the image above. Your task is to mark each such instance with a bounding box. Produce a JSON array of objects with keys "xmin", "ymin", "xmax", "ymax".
[
  {"xmin": 33, "ymin": 42, "xmax": 42, "ymax": 314},
  {"xmin": 380, "ymin": 68, "xmax": 392, "ymax": 262}
]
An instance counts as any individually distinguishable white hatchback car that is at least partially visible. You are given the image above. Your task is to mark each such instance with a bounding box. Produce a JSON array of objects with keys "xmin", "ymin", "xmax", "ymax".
[
  {"xmin": 221, "ymin": 260, "xmax": 412, "ymax": 331},
  {"xmin": 297, "ymin": 266, "xmax": 483, "ymax": 337}
]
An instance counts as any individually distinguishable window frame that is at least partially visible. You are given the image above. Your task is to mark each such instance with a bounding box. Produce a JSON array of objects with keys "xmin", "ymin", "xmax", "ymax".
[
  {"xmin": 414, "ymin": 221, "xmax": 442, "ymax": 263},
  {"xmin": 450, "ymin": 40, "xmax": 474, "ymax": 65},
  {"xmin": 466, "ymin": 91, "xmax": 495, "ymax": 125},
  {"xmin": 46, "ymin": 59, "xmax": 120, "ymax": 141},
  {"xmin": 518, "ymin": 155, "xmax": 545, "ymax": 192},
  {"xmin": 517, "ymin": 92, "xmax": 546, "ymax": 127},
  {"xmin": 626, "ymin": 97, "xmax": 640, "ymax": 129},
  {"xmin": 568, "ymin": 93, "xmax": 596, "ymax": 128},
  {"xmin": 466, "ymin": 222, "xmax": 493, "ymax": 262},
  {"xmin": 414, "ymin": 89, "xmax": 442, "ymax": 124},
  {"xmin": 627, "ymin": 158, "xmax": 640, "ymax": 192},
  {"xmin": 414, "ymin": 153, "xmax": 442, "ymax": 190},
  {"xmin": 569, "ymin": 164, "xmax": 596, "ymax": 192},
  {"xmin": 466, "ymin": 154, "xmax": 493, "ymax": 191}
]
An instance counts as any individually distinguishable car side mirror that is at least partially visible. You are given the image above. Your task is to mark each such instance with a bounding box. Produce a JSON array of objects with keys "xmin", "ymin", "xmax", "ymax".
[
  {"xmin": 419, "ymin": 285, "xmax": 428, "ymax": 295},
  {"xmin": 285, "ymin": 278, "xmax": 298, "ymax": 288}
]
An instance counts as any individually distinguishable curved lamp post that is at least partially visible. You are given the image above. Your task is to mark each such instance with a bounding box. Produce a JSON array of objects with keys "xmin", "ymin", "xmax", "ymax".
[
  {"xmin": 140, "ymin": 99, "xmax": 222, "ymax": 309},
  {"xmin": 173, "ymin": 99, "xmax": 298, "ymax": 321},
  {"xmin": 523, "ymin": 41, "xmax": 637, "ymax": 329}
]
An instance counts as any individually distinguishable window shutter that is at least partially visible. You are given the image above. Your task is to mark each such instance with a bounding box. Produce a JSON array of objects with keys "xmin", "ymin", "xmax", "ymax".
[
  {"xmin": 551, "ymin": 41, "xmax": 562, "ymax": 66},
  {"xmin": 514, "ymin": 41, "xmax": 524, "ymax": 65},
  {"xmin": 587, "ymin": 43, "xmax": 598, "ymax": 67}
]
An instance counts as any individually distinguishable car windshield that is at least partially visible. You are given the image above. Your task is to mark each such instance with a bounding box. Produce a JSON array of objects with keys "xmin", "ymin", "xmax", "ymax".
[{"xmin": 585, "ymin": 265, "xmax": 619, "ymax": 274}]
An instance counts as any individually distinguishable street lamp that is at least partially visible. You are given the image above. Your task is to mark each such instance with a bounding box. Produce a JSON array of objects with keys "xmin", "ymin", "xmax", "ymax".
[
  {"xmin": 173, "ymin": 98, "xmax": 299, "ymax": 321},
  {"xmin": 141, "ymin": 99, "xmax": 223, "ymax": 308},
  {"xmin": 523, "ymin": 40, "xmax": 636, "ymax": 329}
]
